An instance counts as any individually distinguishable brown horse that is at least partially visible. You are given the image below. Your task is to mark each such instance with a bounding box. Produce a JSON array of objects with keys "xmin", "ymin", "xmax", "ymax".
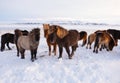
[
  {"xmin": 86, "ymin": 30, "xmax": 106, "ymax": 49},
  {"xmin": 48, "ymin": 25, "xmax": 79, "ymax": 59},
  {"xmin": 107, "ymin": 29, "xmax": 120, "ymax": 46},
  {"xmin": 1, "ymin": 33, "xmax": 15, "ymax": 51},
  {"xmin": 16, "ymin": 28, "xmax": 40, "ymax": 62},
  {"xmin": 43, "ymin": 24, "xmax": 57, "ymax": 56},
  {"xmin": 14, "ymin": 29, "xmax": 29, "ymax": 57},
  {"xmin": 93, "ymin": 32, "xmax": 115, "ymax": 53},
  {"xmin": 79, "ymin": 31, "xmax": 87, "ymax": 47},
  {"xmin": 86, "ymin": 33, "xmax": 96, "ymax": 49}
]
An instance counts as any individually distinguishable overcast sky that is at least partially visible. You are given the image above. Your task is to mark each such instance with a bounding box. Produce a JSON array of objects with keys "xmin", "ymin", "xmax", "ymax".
[{"xmin": 0, "ymin": 0, "xmax": 120, "ymax": 23}]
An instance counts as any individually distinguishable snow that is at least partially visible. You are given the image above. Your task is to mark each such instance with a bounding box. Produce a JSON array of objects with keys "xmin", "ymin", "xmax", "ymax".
[{"xmin": 0, "ymin": 23, "xmax": 120, "ymax": 83}]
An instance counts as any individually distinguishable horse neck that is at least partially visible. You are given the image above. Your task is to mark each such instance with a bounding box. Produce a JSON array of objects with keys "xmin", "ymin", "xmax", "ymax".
[{"xmin": 44, "ymin": 30, "xmax": 49, "ymax": 38}]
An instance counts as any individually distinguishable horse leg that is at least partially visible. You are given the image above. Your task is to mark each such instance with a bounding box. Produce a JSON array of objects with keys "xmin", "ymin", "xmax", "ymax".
[
  {"xmin": 86, "ymin": 41, "xmax": 91, "ymax": 49},
  {"xmin": 48, "ymin": 43, "xmax": 51, "ymax": 56},
  {"xmin": 16, "ymin": 44, "xmax": 19, "ymax": 57},
  {"xmin": 106, "ymin": 44, "xmax": 109, "ymax": 51},
  {"xmin": 34, "ymin": 48, "xmax": 37, "ymax": 60},
  {"xmin": 30, "ymin": 50, "xmax": 34, "ymax": 62},
  {"xmin": 1, "ymin": 42, "xmax": 5, "ymax": 51},
  {"xmin": 58, "ymin": 46, "xmax": 63, "ymax": 59},
  {"xmin": 53, "ymin": 44, "xmax": 57, "ymax": 55},
  {"xmin": 93, "ymin": 43, "xmax": 96, "ymax": 53},
  {"xmin": 6, "ymin": 42, "xmax": 11, "ymax": 50},
  {"xmin": 65, "ymin": 46, "xmax": 71, "ymax": 59},
  {"xmin": 71, "ymin": 45, "xmax": 77, "ymax": 58},
  {"xmin": 82, "ymin": 38, "xmax": 87, "ymax": 47},
  {"xmin": 93, "ymin": 40, "xmax": 98, "ymax": 53},
  {"xmin": 89, "ymin": 43, "xmax": 92, "ymax": 49},
  {"xmin": 86, "ymin": 43, "xmax": 88, "ymax": 49},
  {"xmin": 96, "ymin": 44, "xmax": 99, "ymax": 53},
  {"xmin": 20, "ymin": 49, "xmax": 25, "ymax": 59}
]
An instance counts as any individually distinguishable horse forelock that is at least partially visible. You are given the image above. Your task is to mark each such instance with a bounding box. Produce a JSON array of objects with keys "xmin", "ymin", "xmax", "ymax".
[
  {"xmin": 29, "ymin": 28, "xmax": 40, "ymax": 42},
  {"xmin": 43, "ymin": 24, "xmax": 50, "ymax": 30}
]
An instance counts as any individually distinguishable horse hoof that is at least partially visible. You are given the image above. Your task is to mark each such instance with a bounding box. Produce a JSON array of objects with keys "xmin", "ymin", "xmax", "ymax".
[
  {"xmin": 31, "ymin": 59, "xmax": 34, "ymax": 62},
  {"xmin": 69, "ymin": 56, "xmax": 72, "ymax": 59},
  {"xmin": 58, "ymin": 57, "xmax": 62, "ymax": 59},
  {"xmin": 1, "ymin": 49, "xmax": 4, "ymax": 52},
  {"xmin": 21, "ymin": 57, "xmax": 25, "ymax": 59},
  {"xmin": 35, "ymin": 58, "xmax": 37, "ymax": 60},
  {"xmin": 96, "ymin": 51, "xmax": 98, "ymax": 53}
]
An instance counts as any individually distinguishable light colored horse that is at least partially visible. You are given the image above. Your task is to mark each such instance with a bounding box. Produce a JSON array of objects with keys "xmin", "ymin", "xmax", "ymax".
[{"xmin": 17, "ymin": 28, "xmax": 40, "ymax": 62}]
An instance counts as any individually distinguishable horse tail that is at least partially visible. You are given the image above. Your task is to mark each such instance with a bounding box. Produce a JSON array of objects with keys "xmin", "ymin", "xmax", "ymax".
[
  {"xmin": 94, "ymin": 33, "xmax": 101, "ymax": 51},
  {"xmin": 79, "ymin": 31, "xmax": 86, "ymax": 40}
]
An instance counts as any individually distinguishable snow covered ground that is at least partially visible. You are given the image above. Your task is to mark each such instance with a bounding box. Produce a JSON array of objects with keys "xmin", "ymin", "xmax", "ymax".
[{"xmin": 0, "ymin": 23, "xmax": 120, "ymax": 83}]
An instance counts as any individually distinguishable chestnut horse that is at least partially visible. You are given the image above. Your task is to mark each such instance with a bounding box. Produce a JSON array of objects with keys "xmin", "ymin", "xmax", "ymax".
[
  {"xmin": 43, "ymin": 24, "xmax": 57, "ymax": 56},
  {"xmin": 93, "ymin": 32, "xmax": 115, "ymax": 53},
  {"xmin": 48, "ymin": 25, "xmax": 79, "ymax": 59},
  {"xmin": 79, "ymin": 31, "xmax": 87, "ymax": 47},
  {"xmin": 16, "ymin": 28, "xmax": 40, "ymax": 62},
  {"xmin": 1, "ymin": 33, "xmax": 14, "ymax": 51}
]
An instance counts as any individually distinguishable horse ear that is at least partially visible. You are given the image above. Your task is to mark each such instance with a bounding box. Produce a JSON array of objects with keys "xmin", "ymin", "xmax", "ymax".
[
  {"xmin": 56, "ymin": 26, "xmax": 69, "ymax": 39},
  {"xmin": 43, "ymin": 24, "xmax": 50, "ymax": 30}
]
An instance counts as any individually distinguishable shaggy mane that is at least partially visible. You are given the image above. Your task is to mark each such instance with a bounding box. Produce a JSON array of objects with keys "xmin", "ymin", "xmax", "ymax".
[
  {"xmin": 56, "ymin": 26, "xmax": 69, "ymax": 39},
  {"xmin": 14, "ymin": 29, "xmax": 23, "ymax": 37}
]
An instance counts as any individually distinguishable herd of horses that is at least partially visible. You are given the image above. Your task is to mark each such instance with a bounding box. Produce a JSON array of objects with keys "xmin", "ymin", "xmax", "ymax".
[{"xmin": 1, "ymin": 24, "xmax": 120, "ymax": 61}]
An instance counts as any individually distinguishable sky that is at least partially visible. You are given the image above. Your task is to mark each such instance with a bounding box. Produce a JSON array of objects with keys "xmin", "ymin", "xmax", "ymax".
[{"xmin": 0, "ymin": 0, "xmax": 120, "ymax": 24}]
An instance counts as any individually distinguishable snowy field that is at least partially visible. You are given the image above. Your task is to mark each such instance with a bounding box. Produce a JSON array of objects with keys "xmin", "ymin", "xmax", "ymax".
[{"xmin": 0, "ymin": 23, "xmax": 120, "ymax": 83}]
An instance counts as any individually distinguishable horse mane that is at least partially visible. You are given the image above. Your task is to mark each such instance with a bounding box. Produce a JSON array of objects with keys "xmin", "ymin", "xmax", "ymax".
[
  {"xmin": 29, "ymin": 28, "xmax": 40, "ymax": 42},
  {"xmin": 56, "ymin": 25, "xmax": 69, "ymax": 39},
  {"xmin": 14, "ymin": 29, "xmax": 23, "ymax": 37},
  {"xmin": 30, "ymin": 28, "xmax": 40, "ymax": 34}
]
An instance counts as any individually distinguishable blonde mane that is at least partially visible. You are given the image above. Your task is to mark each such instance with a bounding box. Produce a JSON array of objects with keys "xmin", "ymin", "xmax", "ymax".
[{"xmin": 56, "ymin": 26, "xmax": 69, "ymax": 39}]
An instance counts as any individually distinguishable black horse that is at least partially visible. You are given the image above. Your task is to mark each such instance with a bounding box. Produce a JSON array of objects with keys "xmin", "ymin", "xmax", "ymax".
[
  {"xmin": 1, "ymin": 33, "xmax": 15, "ymax": 51},
  {"xmin": 107, "ymin": 29, "xmax": 120, "ymax": 46}
]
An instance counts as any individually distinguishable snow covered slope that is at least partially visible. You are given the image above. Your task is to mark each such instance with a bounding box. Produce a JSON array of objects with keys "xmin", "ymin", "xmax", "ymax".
[{"xmin": 0, "ymin": 23, "xmax": 120, "ymax": 83}]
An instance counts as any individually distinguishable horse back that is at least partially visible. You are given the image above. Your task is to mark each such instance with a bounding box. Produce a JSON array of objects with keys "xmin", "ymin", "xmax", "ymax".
[
  {"xmin": 63, "ymin": 30, "xmax": 79, "ymax": 46},
  {"xmin": 1, "ymin": 33, "xmax": 14, "ymax": 43}
]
